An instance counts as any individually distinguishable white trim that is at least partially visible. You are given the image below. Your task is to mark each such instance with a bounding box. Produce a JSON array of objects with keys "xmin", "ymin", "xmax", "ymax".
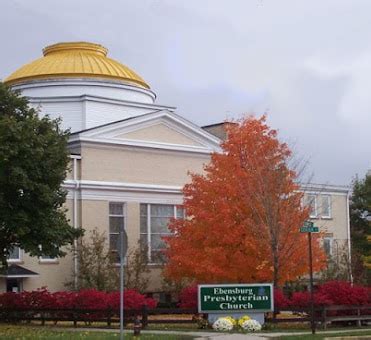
[
  {"xmin": 28, "ymin": 94, "xmax": 175, "ymax": 112},
  {"xmin": 323, "ymin": 236, "xmax": 334, "ymax": 256},
  {"xmin": 0, "ymin": 274, "xmax": 39, "ymax": 278},
  {"xmin": 12, "ymin": 78, "xmax": 158, "ymax": 102},
  {"xmin": 69, "ymin": 110, "xmax": 222, "ymax": 153},
  {"xmin": 107, "ymin": 119, "xmax": 207, "ymax": 148},
  {"xmin": 39, "ymin": 257, "xmax": 59, "ymax": 263},
  {"xmin": 305, "ymin": 194, "xmax": 317, "ymax": 218},
  {"xmin": 108, "ymin": 202, "xmax": 126, "ymax": 261},
  {"xmin": 140, "ymin": 203, "xmax": 181, "ymax": 264},
  {"xmin": 87, "ymin": 110, "xmax": 221, "ymax": 145},
  {"xmin": 64, "ymin": 179, "xmax": 183, "ymax": 203},
  {"xmin": 320, "ymin": 194, "xmax": 332, "ymax": 219},
  {"xmin": 64, "ymin": 179, "xmax": 182, "ymax": 193},
  {"xmin": 7, "ymin": 247, "xmax": 22, "ymax": 263},
  {"xmin": 300, "ymin": 183, "xmax": 350, "ymax": 194},
  {"xmin": 71, "ymin": 136, "xmax": 216, "ymax": 154}
]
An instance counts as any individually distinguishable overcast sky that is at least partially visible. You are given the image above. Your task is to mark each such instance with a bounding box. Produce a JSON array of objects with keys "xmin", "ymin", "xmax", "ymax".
[{"xmin": 1, "ymin": 0, "xmax": 370, "ymax": 185}]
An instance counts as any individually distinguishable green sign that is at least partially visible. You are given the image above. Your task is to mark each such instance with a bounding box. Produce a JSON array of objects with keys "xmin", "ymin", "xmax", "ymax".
[
  {"xmin": 300, "ymin": 221, "xmax": 319, "ymax": 233},
  {"xmin": 303, "ymin": 221, "xmax": 314, "ymax": 228},
  {"xmin": 300, "ymin": 226, "xmax": 319, "ymax": 233},
  {"xmin": 198, "ymin": 284, "xmax": 273, "ymax": 313}
]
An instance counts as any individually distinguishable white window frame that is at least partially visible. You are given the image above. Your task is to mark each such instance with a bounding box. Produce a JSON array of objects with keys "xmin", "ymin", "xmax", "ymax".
[
  {"xmin": 320, "ymin": 194, "xmax": 332, "ymax": 219},
  {"xmin": 306, "ymin": 194, "xmax": 317, "ymax": 218},
  {"xmin": 109, "ymin": 202, "xmax": 126, "ymax": 263},
  {"xmin": 39, "ymin": 245, "xmax": 58, "ymax": 263},
  {"xmin": 323, "ymin": 236, "xmax": 333, "ymax": 256},
  {"xmin": 140, "ymin": 203, "xmax": 184, "ymax": 264},
  {"xmin": 39, "ymin": 255, "xmax": 58, "ymax": 263},
  {"xmin": 7, "ymin": 246, "xmax": 21, "ymax": 263}
]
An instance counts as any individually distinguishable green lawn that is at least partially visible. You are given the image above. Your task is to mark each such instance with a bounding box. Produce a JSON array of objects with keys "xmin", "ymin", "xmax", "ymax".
[
  {"xmin": 0, "ymin": 325, "xmax": 194, "ymax": 340},
  {"xmin": 276, "ymin": 329, "xmax": 371, "ymax": 339}
]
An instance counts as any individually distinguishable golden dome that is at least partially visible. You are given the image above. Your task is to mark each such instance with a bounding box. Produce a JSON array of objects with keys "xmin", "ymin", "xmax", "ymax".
[{"xmin": 4, "ymin": 42, "xmax": 149, "ymax": 89}]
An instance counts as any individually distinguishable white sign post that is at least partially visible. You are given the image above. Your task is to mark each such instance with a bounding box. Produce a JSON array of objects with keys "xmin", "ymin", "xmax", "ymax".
[{"xmin": 119, "ymin": 226, "xmax": 128, "ymax": 340}]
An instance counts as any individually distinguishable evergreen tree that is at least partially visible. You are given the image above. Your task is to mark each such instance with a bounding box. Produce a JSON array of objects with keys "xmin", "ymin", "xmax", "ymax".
[{"xmin": 350, "ymin": 173, "xmax": 371, "ymax": 284}]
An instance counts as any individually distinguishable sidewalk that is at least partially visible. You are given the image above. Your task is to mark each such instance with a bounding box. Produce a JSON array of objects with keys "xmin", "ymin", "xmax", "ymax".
[{"xmin": 49, "ymin": 326, "xmax": 371, "ymax": 339}]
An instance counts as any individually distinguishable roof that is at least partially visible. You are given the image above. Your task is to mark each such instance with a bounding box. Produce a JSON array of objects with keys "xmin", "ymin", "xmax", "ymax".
[
  {"xmin": 0, "ymin": 264, "xmax": 39, "ymax": 278},
  {"xmin": 4, "ymin": 42, "xmax": 149, "ymax": 89}
]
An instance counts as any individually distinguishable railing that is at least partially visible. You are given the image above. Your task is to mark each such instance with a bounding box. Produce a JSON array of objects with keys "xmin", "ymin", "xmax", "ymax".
[
  {"xmin": 0, "ymin": 306, "xmax": 199, "ymax": 328},
  {"xmin": 0, "ymin": 305, "xmax": 369, "ymax": 329},
  {"xmin": 269, "ymin": 305, "xmax": 371, "ymax": 329}
]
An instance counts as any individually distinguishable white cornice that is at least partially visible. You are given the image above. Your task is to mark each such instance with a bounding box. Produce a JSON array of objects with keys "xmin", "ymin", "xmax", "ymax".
[
  {"xmin": 64, "ymin": 179, "xmax": 182, "ymax": 193},
  {"xmin": 12, "ymin": 78, "xmax": 157, "ymax": 101},
  {"xmin": 63, "ymin": 180, "xmax": 183, "ymax": 203},
  {"xmin": 300, "ymin": 183, "xmax": 350, "ymax": 195},
  {"xmin": 28, "ymin": 94, "xmax": 175, "ymax": 111},
  {"xmin": 69, "ymin": 136, "xmax": 216, "ymax": 154}
]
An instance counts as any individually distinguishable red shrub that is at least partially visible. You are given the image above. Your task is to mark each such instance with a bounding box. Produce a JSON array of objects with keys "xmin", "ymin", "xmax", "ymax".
[
  {"xmin": 274, "ymin": 288, "xmax": 290, "ymax": 309},
  {"xmin": 289, "ymin": 281, "xmax": 370, "ymax": 308},
  {"xmin": 178, "ymin": 285, "xmax": 197, "ymax": 308},
  {"xmin": 316, "ymin": 281, "xmax": 370, "ymax": 306},
  {"xmin": 0, "ymin": 288, "xmax": 157, "ymax": 311},
  {"xmin": 107, "ymin": 290, "xmax": 157, "ymax": 310}
]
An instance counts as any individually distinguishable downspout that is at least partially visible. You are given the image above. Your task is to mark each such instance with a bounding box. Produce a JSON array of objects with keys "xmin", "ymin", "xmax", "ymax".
[
  {"xmin": 346, "ymin": 191, "xmax": 353, "ymax": 285},
  {"xmin": 71, "ymin": 155, "xmax": 81, "ymax": 290}
]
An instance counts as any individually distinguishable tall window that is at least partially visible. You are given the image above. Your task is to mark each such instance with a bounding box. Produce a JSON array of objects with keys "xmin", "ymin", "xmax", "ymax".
[
  {"xmin": 323, "ymin": 236, "xmax": 333, "ymax": 256},
  {"xmin": 109, "ymin": 202, "xmax": 125, "ymax": 262},
  {"xmin": 7, "ymin": 246, "xmax": 20, "ymax": 262},
  {"xmin": 320, "ymin": 195, "xmax": 331, "ymax": 218},
  {"xmin": 304, "ymin": 194, "xmax": 317, "ymax": 218},
  {"xmin": 140, "ymin": 204, "xmax": 184, "ymax": 264}
]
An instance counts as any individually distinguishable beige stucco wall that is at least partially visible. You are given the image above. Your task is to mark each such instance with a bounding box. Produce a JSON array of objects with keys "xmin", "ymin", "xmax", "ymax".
[
  {"xmin": 303, "ymin": 192, "xmax": 349, "ymax": 241},
  {"xmin": 118, "ymin": 124, "xmax": 203, "ymax": 146},
  {"xmin": 80, "ymin": 145, "xmax": 210, "ymax": 185}
]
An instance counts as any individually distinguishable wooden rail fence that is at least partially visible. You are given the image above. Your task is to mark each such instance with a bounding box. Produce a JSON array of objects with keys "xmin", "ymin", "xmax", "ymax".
[{"xmin": 0, "ymin": 304, "xmax": 369, "ymax": 329}]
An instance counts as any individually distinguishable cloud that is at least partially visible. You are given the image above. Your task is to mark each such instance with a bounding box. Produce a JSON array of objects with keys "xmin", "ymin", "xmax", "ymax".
[{"xmin": 1, "ymin": 0, "xmax": 371, "ymax": 184}]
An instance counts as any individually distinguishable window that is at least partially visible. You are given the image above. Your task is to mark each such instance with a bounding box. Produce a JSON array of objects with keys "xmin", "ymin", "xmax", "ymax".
[
  {"xmin": 304, "ymin": 194, "xmax": 317, "ymax": 218},
  {"xmin": 109, "ymin": 202, "xmax": 125, "ymax": 262},
  {"xmin": 320, "ymin": 195, "xmax": 331, "ymax": 218},
  {"xmin": 323, "ymin": 237, "xmax": 333, "ymax": 256},
  {"xmin": 39, "ymin": 245, "xmax": 58, "ymax": 262},
  {"xmin": 40, "ymin": 255, "xmax": 57, "ymax": 262},
  {"xmin": 7, "ymin": 247, "xmax": 21, "ymax": 262},
  {"xmin": 140, "ymin": 204, "xmax": 184, "ymax": 264}
]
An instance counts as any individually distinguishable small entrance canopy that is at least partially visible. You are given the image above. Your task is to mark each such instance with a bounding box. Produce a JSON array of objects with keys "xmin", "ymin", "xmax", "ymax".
[{"xmin": 0, "ymin": 264, "xmax": 39, "ymax": 278}]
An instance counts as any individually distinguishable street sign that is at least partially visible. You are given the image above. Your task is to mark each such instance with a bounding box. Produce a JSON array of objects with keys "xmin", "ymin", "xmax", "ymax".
[
  {"xmin": 198, "ymin": 283, "xmax": 273, "ymax": 313},
  {"xmin": 303, "ymin": 221, "xmax": 314, "ymax": 228},
  {"xmin": 300, "ymin": 226, "xmax": 319, "ymax": 233}
]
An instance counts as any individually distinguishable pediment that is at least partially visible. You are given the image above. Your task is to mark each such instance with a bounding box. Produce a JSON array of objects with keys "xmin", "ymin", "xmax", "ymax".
[
  {"xmin": 115, "ymin": 123, "xmax": 203, "ymax": 146},
  {"xmin": 70, "ymin": 110, "xmax": 222, "ymax": 153}
]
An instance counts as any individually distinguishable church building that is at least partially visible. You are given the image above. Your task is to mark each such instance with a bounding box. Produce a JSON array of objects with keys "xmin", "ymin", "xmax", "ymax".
[{"xmin": 1, "ymin": 42, "xmax": 351, "ymax": 293}]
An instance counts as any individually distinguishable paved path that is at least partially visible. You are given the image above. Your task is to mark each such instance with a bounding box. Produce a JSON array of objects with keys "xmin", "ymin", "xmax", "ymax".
[{"xmin": 47, "ymin": 326, "xmax": 371, "ymax": 339}]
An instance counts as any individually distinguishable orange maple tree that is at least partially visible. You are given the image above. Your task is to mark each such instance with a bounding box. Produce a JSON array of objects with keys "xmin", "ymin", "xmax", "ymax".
[{"xmin": 164, "ymin": 116, "xmax": 326, "ymax": 287}]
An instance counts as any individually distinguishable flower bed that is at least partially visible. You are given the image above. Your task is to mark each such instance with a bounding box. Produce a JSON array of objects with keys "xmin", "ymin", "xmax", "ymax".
[{"xmin": 212, "ymin": 315, "xmax": 262, "ymax": 332}]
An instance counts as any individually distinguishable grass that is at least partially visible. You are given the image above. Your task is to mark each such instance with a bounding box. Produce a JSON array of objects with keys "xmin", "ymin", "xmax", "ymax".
[
  {"xmin": 275, "ymin": 329, "xmax": 371, "ymax": 339},
  {"xmin": 0, "ymin": 324, "xmax": 195, "ymax": 340}
]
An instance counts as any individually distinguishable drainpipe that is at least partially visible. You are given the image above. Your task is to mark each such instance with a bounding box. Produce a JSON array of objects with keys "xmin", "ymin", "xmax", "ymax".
[
  {"xmin": 70, "ymin": 155, "xmax": 81, "ymax": 290},
  {"xmin": 346, "ymin": 191, "xmax": 353, "ymax": 285}
]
